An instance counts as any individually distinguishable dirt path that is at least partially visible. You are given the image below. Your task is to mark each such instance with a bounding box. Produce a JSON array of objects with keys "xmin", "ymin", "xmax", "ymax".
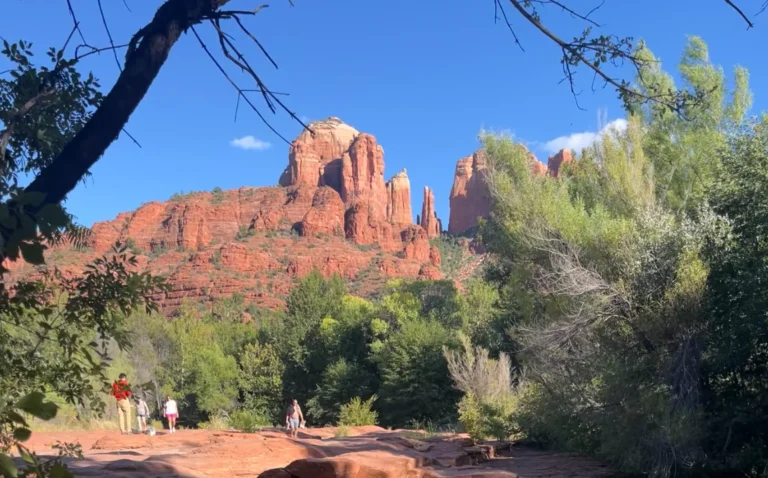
[{"xmin": 19, "ymin": 427, "xmax": 618, "ymax": 477}]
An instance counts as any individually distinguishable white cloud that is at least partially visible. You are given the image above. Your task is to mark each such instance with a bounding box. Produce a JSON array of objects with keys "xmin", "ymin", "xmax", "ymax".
[
  {"xmin": 230, "ymin": 136, "xmax": 271, "ymax": 151},
  {"xmin": 542, "ymin": 118, "xmax": 628, "ymax": 155}
]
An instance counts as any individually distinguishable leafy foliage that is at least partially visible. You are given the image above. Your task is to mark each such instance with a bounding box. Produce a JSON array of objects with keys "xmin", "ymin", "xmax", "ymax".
[{"xmin": 338, "ymin": 396, "xmax": 378, "ymax": 427}]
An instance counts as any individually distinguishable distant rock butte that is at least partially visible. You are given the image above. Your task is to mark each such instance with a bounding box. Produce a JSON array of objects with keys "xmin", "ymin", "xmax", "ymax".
[
  {"xmin": 9, "ymin": 117, "xmax": 447, "ymax": 312},
  {"xmin": 546, "ymin": 148, "xmax": 573, "ymax": 178},
  {"xmin": 447, "ymin": 146, "xmax": 567, "ymax": 234},
  {"xmin": 8, "ymin": 116, "xmax": 572, "ymax": 309}
]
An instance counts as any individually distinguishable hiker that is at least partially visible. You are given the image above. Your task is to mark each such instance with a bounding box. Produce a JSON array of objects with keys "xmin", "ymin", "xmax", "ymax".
[
  {"xmin": 110, "ymin": 373, "xmax": 132, "ymax": 435},
  {"xmin": 163, "ymin": 395, "xmax": 179, "ymax": 434},
  {"xmin": 285, "ymin": 399, "xmax": 304, "ymax": 439},
  {"xmin": 135, "ymin": 397, "xmax": 149, "ymax": 433}
]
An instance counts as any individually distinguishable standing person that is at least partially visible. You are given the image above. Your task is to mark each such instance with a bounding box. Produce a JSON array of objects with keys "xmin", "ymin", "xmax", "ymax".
[
  {"xmin": 110, "ymin": 373, "xmax": 132, "ymax": 435},
  {"xmin": 135, "ymin": 397, "xmax": 149, "ymax": 433},
  {"xmin": 285, "ymin": 399, "xmax": 304, "ymax": 439},
  {"xmin": 163, "ymin": 395, "xmax": 179, "ymax": 434}
]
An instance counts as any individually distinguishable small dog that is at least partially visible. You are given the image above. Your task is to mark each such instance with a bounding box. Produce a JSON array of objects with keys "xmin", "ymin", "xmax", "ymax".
[{"xmin": 147, "ymin": 425, "xmax": 156, "ymax": 436}]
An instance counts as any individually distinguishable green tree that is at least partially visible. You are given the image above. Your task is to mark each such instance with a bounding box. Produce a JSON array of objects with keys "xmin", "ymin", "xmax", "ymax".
[
  {"xmin": 277, "ymin": 270, "xmax": 346, "ymax": 401},
  {"xmin": 306, "ymin": 359, "xmax": 375, "ymax": 426},
  {"xmin": 703, "ymin": 117, "xmax": 768, "ymax": 472},
  {"xmin": 374, "ymin": 318, "xmax": 460, "ymax": 427},
  {"xmin": 239, "ymin": 342, "xmax": 284, "ymax": 421}
]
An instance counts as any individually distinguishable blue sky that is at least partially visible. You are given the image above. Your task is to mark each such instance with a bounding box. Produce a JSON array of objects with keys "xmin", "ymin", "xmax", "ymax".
[{"xmin": 3, "ymin": 0, "xmax": 767, "ymax": 226}]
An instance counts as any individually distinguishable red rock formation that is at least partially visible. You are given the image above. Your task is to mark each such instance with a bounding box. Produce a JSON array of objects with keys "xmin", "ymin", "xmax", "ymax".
[
  {"xmin": 279, "ymin": 117, "xmax": 360, "ymax": 189},
  {"xmin": 401, "ymin": 225, "xmax": 431, "ymax": 262},
  {"xmin": 420, "ymin": 186, "xmax": 440, "ymax": 239},
  {"xmin": 8, "ymin": 117, "xmax": 460, "ymax": 312},
  {"xmin": 299, "ymin": 187, "xmax": 345, "ymax": 237},
  {"xmin": 429, "ymin": 245, "xmax": 442, "ymax": 267},
  {"xmin": 344, "ymin": 200, "xmax": 399, "ymax": 251},
  {"xmin": 386, "ymin": 169, "xmax": 412, "ymax": 225},
  {"xmin": 447, "ymin": 152, "xmax": 490, "ymax": 235},
  {"xmin": 547, "ymin": 148, "xmax": 573, "ymax": 178},
  {"xmin": 340, "ymin": 133, "xmax": 387, "ymax": 219},
  {"xmin": 448, "ymin": 147, "xmax": 552, "ymax": 234}
]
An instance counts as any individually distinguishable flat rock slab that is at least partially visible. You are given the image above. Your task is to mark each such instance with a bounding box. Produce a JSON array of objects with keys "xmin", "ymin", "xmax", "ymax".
[{"xmin": 21, "ymin": 428, "xmax": 615, "ymax": 478}]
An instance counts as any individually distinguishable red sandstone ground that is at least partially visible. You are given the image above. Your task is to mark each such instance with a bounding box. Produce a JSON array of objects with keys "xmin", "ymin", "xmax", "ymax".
[{"xmin": 20, "ymin": 427, "xmax": 618, "ymax": 478}]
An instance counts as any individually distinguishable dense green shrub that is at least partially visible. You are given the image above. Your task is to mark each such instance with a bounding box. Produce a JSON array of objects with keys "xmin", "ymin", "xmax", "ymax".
[
  {"xmin": 229, "ymin": 409, "xmax": 271, "ymax": 432},
  {"xmin": 338, "ymin": 396, "xmax": 378, "ymax": 427}
]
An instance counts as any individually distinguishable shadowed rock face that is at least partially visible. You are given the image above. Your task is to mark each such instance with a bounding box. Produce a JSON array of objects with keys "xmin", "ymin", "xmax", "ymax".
[
  {"xmin": 448, "ymin": 151, "xmax": 490, "ymax": 235},
  {"xmin": 447, "ymin": 147, "xmax": 554, "ymax": 234}
]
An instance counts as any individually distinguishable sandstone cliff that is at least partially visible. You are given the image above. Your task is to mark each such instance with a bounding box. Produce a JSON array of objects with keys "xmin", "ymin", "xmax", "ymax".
[
  {"xmin": 9, "ymin": 118, "xmax": 443, "ymax": 312},
  {"xmin": 447, "ymin": 151, "xmax": 490, "ymax": 235},
  {"xmin": 447, "ymin": 147, "xmax": 555, "ymax": 234},
  {"xmin": 547, "ymin": 148, "xmax": 573, "ymax": 178}
]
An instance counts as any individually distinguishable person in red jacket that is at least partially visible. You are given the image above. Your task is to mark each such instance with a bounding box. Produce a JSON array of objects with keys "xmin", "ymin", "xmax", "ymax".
[{"xmin": 111, "ymin": 373, "xmax": 133, "ymax": 434}]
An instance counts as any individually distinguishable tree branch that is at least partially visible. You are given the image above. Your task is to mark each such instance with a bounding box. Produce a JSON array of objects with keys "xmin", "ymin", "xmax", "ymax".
[
  {"xmin": 724, "ymin": 0, "xmax": 755, "ymax": 28},
  {"xmin": 4, "ymin": 0, "xmax": 235, "ymax": 225}
]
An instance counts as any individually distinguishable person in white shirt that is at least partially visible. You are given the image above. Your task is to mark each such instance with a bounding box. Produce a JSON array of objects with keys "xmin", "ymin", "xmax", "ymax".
[{"xmin": 163, "ymin": 396, "xmax": 179, "ymax": 434}]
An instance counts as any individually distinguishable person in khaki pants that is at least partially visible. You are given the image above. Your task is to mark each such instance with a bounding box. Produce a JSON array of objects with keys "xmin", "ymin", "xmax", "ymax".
[{"xmin": 110, "ymin": 373, "xmax": 133, "ymax": 434}]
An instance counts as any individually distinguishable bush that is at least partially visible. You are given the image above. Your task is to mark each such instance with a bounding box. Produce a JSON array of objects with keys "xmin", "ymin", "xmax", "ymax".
[
  {"xmin": 458, "ymin": 392, "xmax": 519, "ymax": 443},
  {"xmin": 334, "ymin": 426, "xmax": 350, "ymax": 438},
  {"xmin": 229, "ymin": 409, "xmax": 271, "ymax": 433},
  {"xmin": 338, "ymin": 395, "xmax": 378, "ymax": 427},
  {"xmin": 198, "ymin": 413, "xmax": 229, "ymax": 431}
]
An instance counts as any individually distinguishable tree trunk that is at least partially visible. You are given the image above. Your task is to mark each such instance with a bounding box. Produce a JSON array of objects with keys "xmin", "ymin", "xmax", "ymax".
[{"xmin": 21, "ymin": 0, "xmax": 231, "ymax": 212}]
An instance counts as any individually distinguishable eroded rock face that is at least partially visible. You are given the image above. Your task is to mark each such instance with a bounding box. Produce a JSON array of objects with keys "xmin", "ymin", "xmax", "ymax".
[
  {"xmin": 340, "ymin": 133, "xmax": 387, "ymax": 219},
  {"xmin": 279, "ymin": 117, "xmax": 360, "ymax": 189},
  {"xmin": 401, "ymin": 225, "xmax": 431, "ymax": 262},
  {"xmin": 448, "ymin": 152, "xmax": 490, "ymax": 235},
  {"xmin": 547, "ymin": 148, "xmax": 573, "ymax": 178},
  {"xmin": 448, "ymin": 147, "xmax": 549, "ymax": 234},
  {"xmin": 386, "ymin": 169, "xmax": 412, "ymax": 225},
  {"xmin": 299, "ymin": 187, "xmax": 345, "ymax": 237},
  {"xmin": 420, "ymin": 186, "xmax": 440, "ymax": 239}
]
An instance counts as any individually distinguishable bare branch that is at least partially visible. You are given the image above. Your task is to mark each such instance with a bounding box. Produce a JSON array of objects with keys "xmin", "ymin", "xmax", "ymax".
[
  {"xmin": 724, "ymin": 0, "xmax": 755, "ymax": 27},
  {"xmin": 507, "ymin": 0, "xmax": 668, "ymax": 109},
  {"xmin": 96, "ymin": 0, "xmax": 124, "ymax": 71},
  {"xmin": 65, "ymin": 0, "xmax": 87, "ymax": 44},
  {"xmin": 494, "ymin": 0, "xmax": 525, "ymax": 52},
  {"xmin": 190, "ymin": 25, "xmax": 290, "ymax": 144}
]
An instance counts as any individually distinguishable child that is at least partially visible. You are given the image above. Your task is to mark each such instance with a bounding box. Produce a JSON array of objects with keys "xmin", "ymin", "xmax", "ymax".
[
  {"xmin": 163, "ymin": 396, "xmax": 179, "ymax": 434},
  {"xmin": 135, "ymin": 397, "xmax": 149, "ymax": 433}
]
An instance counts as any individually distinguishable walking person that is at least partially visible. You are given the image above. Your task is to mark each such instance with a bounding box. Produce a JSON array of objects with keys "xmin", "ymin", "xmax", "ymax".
[
  {"xmin": 110, "ymin": 373, "xmax": 133, "ymax": 435},
  {"xmin": 135, "ymin": 397, "xmax": 149, "ymax": 433},
  {"xmin": 163, "ymin": 395, "xmax": 179, "ymax": 434},
  {"xmin": 285, "ymin": 399, "xmax": 304, "ymax": 439}
]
